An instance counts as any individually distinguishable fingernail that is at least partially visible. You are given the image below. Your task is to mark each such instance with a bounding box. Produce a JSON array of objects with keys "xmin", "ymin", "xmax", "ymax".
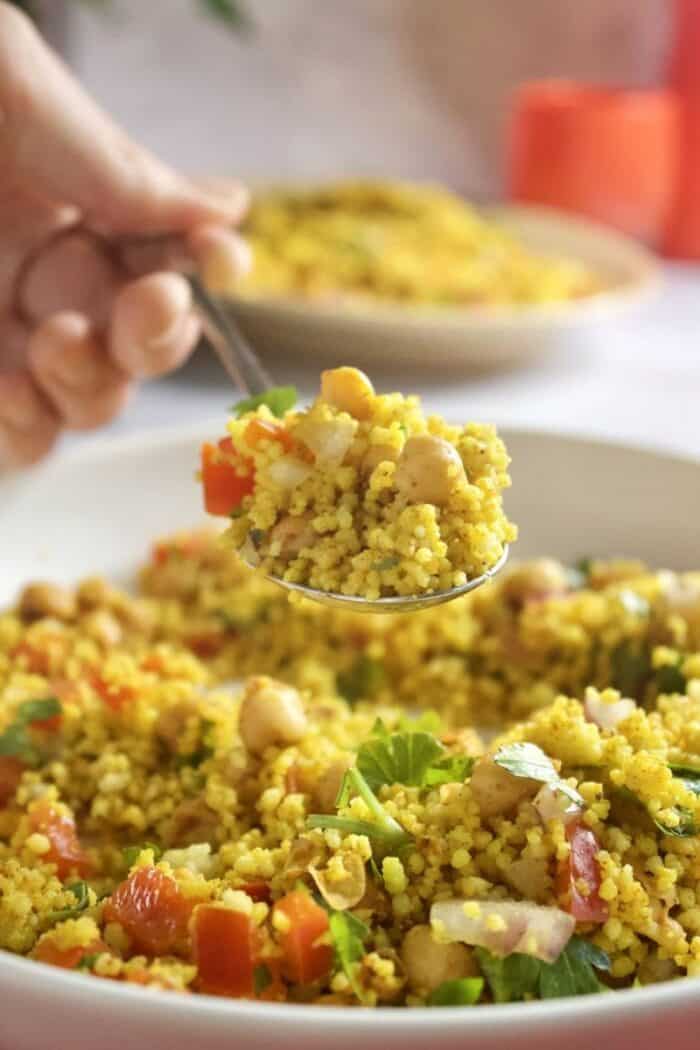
[
  {"xmin": 194, "ymin": 182, "xmax": 250, "ymax": 220},
  {"xmin": 191, "ymin": 228, "xmax": 252, "ymax": 295}
]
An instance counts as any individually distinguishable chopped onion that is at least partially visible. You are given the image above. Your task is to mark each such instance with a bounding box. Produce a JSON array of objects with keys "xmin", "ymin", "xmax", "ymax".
[
  {"xmin": 583, "ymin": 687, "xmax": 637, "ymax": 730},
  {"xmin": 267, "ymin": 456, "xmax": 313, "ymax": 489},
  {"xmin": 295, "ymin": 418, "xmax": 357, "ymax": 466},
  {"xmin": 430, "ymin": 898, "xmax": 575, "ymax": 964},
  {"xmin": 533, "ymin": 783, "xmax": 582, "ymax": 827}
]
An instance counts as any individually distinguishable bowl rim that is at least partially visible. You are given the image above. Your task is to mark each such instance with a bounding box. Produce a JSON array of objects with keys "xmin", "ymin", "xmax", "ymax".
[
  {"xmin": 228, "ymin": 198, "xmax": 661, "ymax": 328},
  {"xmin": 2, "ymin": 421, "xmax": 699, "ymax": 1031}
]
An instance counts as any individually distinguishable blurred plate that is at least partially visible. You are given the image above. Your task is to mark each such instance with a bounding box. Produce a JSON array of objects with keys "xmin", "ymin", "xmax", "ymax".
[{"xmin": 224, "ymin": 204, "xmax": 660, "ymax": 371}]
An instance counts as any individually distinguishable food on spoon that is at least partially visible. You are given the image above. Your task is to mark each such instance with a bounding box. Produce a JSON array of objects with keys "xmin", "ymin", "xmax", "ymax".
[{"xmin": 200, "ymin": 368, "xmax": 516, "ymax": 599}]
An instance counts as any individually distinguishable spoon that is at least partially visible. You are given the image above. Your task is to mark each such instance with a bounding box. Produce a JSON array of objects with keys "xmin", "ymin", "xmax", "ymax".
[{"xmin": 190, "ymin": 275, "xmax": 509, "ymax": 613}]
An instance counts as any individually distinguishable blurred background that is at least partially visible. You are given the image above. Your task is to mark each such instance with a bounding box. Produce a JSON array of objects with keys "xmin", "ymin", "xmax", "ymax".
[
  {"xmin": 15, "ymin": 0, "xmax": 700, "ymax": 458},
  {"xmin": 37, "ymin": 0, "xmax": 668, "ymax": 194}
]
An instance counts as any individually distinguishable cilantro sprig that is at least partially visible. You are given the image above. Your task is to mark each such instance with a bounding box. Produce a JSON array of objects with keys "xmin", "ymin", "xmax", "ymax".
[
  {"xmin": 0, "ymin": 698, "xmax": 62, "ymax": 767},
  {"xmin": 337, "ymin": 656, "xmax": 385, "ymax": 703},
  {"xmin": 307, "ymin": 766, "xmax": 412, "ymax": 850},
  {"xmin": 45, "ymin": 881, "xmax": 91, "ymax": 926},
  {"xmin": 231, "ymin": 386, "xmax": 297, "ymax": 419},
  {"xmin": 493, "ymin": 742, "xmax": 583, "ymax": 806},
  {"xmin": 329, "ymin": 910, "xmax": 370, "ymax": 1001},
  {"xmin": 356, "ymin": 720, "xmax": 473, "ymax": 792},
  {"xmin": 476, "ymin": 937, "xmax": 610, "ymax": 1002}
]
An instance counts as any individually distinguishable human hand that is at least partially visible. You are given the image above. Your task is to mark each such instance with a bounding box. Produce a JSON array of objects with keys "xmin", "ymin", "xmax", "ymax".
[{"xmin": 0, "ymin": 2, "xmax": 250, "ymax": 471}]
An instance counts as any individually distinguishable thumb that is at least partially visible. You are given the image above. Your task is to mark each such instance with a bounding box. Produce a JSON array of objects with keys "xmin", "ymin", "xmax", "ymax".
[{"xmin": 0, "ymin": 3, "xmax": 247, "ymax": 234}]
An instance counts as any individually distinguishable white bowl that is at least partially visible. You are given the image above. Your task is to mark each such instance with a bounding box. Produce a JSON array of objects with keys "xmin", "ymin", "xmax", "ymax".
[
  {"xmin": 1, "ymin": 424, "xmax": 699, "ymax": 1050},
  {"xmin": 226, "ymin": 205, "xmax": 660, "ymax": 370}
]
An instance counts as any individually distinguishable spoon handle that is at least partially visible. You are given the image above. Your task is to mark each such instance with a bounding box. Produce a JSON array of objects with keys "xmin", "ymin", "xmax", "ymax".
[{"xmin": 189, "ymin": 275, "xmax": 274, "ymax": 396}]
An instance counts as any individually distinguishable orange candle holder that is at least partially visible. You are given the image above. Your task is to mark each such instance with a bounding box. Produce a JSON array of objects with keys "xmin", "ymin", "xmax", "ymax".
[{"xmin": 507, "ymin": 80, "xmax": 680, "ymax": 245}]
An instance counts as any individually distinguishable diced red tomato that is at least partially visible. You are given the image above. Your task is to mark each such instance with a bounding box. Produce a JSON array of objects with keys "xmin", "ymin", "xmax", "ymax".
[
  {"xmin": 102, "ymin": 866, "xmax": 194, "ymax": 957},
  {"xmin": 193, "ymin": 904, "xmax": 259, "ymax": 997},
  {"xmin": 34, "ymin": 936, "xmax": 108, "ymax": 971},
  {"xmin": 557, "ymin": 822, "xmax": 609, "ymax": 924},
  {"xmin": 11, "ymin": 637, "xmax": 66, "ymax": 677},
  {"xmin": 91, "ymin": 673, "xmax": 136, "ymax": 713},
  {"xmin": 0, "ymin": 756, "xmax": 25, "ymax": 807},
  {"xmin": 29, "ymin": 801, "xmax": 92, "ymax": 879},
  {"xmin": 273, "ymin": 890, "xmax": 333, "ymax": 985},
  {"xmin": 240, "ymin": 881, "xmax": 272, "ymax": 904},
  {"xmin": 201, "ymin": 438, "xmax": 254, "ymax": 516}
]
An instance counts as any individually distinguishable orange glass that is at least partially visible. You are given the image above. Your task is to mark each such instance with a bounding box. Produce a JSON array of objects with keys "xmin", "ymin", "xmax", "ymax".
[{"xmin": 508, "ymin": 80, "xmax": 680, "ymax": 245}]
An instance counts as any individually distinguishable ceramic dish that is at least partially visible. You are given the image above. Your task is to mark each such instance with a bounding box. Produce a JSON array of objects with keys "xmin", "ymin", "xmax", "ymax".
[
  {"xmin": 225, "ymin": 204, "xmax": 660, "ymax": 370},
  {"xmin": 1, "ymin": 423, "xmax": 699, "ymax": 1050}
]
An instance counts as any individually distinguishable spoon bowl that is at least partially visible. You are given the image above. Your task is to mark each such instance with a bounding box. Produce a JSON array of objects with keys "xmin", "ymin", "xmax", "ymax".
[
  {"xmin": 191, "ymin": 275, "xmax": 510, "ymax": 612},
  {"xmin": 242, "ymin": 546, "xmax": 509, "ymax": 613}
]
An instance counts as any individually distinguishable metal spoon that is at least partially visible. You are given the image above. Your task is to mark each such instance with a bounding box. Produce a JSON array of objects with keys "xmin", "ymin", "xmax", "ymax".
[{"xmin": 190, "ymin": 275, "xmax": 509, "ymax": 613}]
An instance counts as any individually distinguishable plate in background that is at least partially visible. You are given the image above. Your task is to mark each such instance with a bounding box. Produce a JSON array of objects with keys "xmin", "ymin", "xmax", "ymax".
[{"xmin": 224, "ymin": 204, "xmax": 660, "ymax": 370}]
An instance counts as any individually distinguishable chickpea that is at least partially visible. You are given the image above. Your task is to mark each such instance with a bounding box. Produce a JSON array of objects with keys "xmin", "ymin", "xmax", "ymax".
[
  {"xmin": 82, "ymin": 609, "xmax": 123, "ymax": 648},
  {"xmin": 502, "ymin": 559, "xmax": 569, "ymax": 606},
  {"xmin": 394, "ymin": 435, "xmax": 466, "ymax": 505},
  {"xmin": 320, "ymin": 367, "xmax": 375, "ymax": 421},
  {"xmin": 401, "ymin": 924, "xmax": 478, "ymax": 994},
  {"xmin": 76, "ymin": 576, "xmax": 114, "ymax": 609},
  {"xmin": 18, "ymin": 582, "xmax": 77, "ymax": 622},
  {"xmin": 269, "ymin": 514, "xmax": 316, "ymax": 559},
  {"xmin": 470, "ymin": 755, "xmax": 538, "ymax": 818},
  {"xmin": 238, "ymin": 676, "xmax": 307, "ymax": 755}
]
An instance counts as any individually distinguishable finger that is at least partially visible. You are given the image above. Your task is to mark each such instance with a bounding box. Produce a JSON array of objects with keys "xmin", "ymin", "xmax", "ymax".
[
  {"xmin": 28, "ymin": 311, "xmax": 132, "ymax": 431},
  {"xmin": 0, "ymin": 187, "xmax": 77, "ymax": 312},
  {"xmin": 186, "ymin": 225, "xmax": 252, "ymax": 294},
  {"xmin": 0, "ymin": 5, "xmax": 248, "ymax": 234},
  {"xmin": 0, "ymin": 315, "xmax": 30, "ymax": 370},
  {"xmin": 0, "ymin": 369, "xmax": 59, "ymax": 470},
  {"xmin": 18, "ymin": 230, "xmax": 120, "ymax": 327},
  {"xmin": 109, "ymin": 272, "xmax": 201, "ymax": 379}
]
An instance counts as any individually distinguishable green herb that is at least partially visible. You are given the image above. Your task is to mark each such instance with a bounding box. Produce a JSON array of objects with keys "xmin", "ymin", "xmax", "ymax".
[
  {"xmin": 248, "ymin": 528, "xmax": 267, "ymax": 550},
  {"xmin": 75, "ymin": 953, "xmax": 100, "ymax": 971},
  {"xmin": 232, "ymin": 386, "xmax": 297, "ymax": 419},
  {"xmin": 229, "ymin": 507, "xmax": 247, "ymax": 519},
  {"xmin": 253, "ymin": 963, "xmax": 273, "ymax": 996},
  {"xmin": 398, "ymin": 710, "xmax": 442, "ymax": 734},
  {"xmin": 427, "ymin": 977, "xmax": 484, "ymax": 1006},
  {"xmin": 123, "ymin": 842, "xmax": 163, "ymax": 867},
  {"xmin": 669, "ymin": 762, "xmax": 700, "ymax": 791},
  {"xmin": 199, "ymin": 0, "xmax": 252, "ymax": 31},
  {"xmin": 656, "ymin": 662, "xmax": 687, "ymax": 695},
  {"xmin": 653, "ymin": 808, "xmax": 696, "ymax": 837},
  {"xmin": 476, "ymin": 937, "xmax": 610, "ymax": 1003},
  {"xmin": 371, "ymin": 556, "xmax": 400, "ymax": 572},
  {"xmin": 0, "ymin": 698, "xmax": 62, "ymax": 767},
  {"xmin": 575, "ymin": 557, "xmax": 593, "ymax": 580},
  {"xmin": 46, "ymin": 881, "xmax": 91, "ymax": 925},
  {"xmin": 337, "ymin": 656, "xmax": 385, "ymax": 704},
  {"xmin": 328, "ymin": 910, "xmax": 369, "ymax": 1000},
  {"xmin": 307, "ymin": 767, "xmax": 412, "ymax": 851},
  {"xmin": 355, "ymin": 721, "xmax": 473, "ymax": 792},
  {"xmin": 493, "ymin": 742, "xmax": 583, "ymax": 806}
]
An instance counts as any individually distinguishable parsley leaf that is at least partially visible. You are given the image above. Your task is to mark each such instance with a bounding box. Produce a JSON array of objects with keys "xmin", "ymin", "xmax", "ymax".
[
  {"xmin": 493, "ymin": 742, "xmax": 583, "ymax": 806},
  {"xmin": 45, "ymin": 881, "xmax": 91, "ymax": 925},
  {"xmin": 232, "ymin": 386, "xmax": 297, "ymax": 419},
  {"xmin": 356, "ymin": 722, "xmax": 474, "ymax": 792},
  {"xmin": 0, "ymin": 698, "xmax": 62, "ymax": 766},
  {"xmin": 75, "ymin": 953, "xmax": 100, "ymax": 971},
  {"xmin": 428, "ymin": 977, "xmax": 484, "ymax": 1006},
  {"xmin": 477, "ymin": 937, "xmax": 610, "ymax": 1003},
  {"xmin": 328, "ymin": 910, "xmax": 369, "ymax": 1000},
  {"xmin": 337, "ymin": 656, "xmax": 385, "ymax": 704},
  {"xmin": 656, "ymin": 661, "xmax": 687, "ymax": 695},
  {"xmin": 610, "ymin": 642, "xmax": 651, "ymax": 698}
]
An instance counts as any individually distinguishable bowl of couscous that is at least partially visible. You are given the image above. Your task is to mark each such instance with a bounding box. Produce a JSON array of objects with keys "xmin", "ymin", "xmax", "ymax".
[
  {"xmin": 211, "ymin": 181, "xmax": 659, "ymax": 369},
  {"xmin": 1, "ymin": 423, "xmax": 699, "ymax": 1050}
]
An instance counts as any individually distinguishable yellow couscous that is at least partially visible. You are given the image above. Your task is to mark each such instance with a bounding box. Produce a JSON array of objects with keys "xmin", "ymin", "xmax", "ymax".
[
  {"xmin": 1, "ymin": 538, "xmax": 700, "ymax": 1006},
  {"xmin": 230, "ymin": 180, "xmax": 601, "ymax": 308},
  {"xmin": 200, "ymin": 368, "xmax": 516, "ymax": 599}
]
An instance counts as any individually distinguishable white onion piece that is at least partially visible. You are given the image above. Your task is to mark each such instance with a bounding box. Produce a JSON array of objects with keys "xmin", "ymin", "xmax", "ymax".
[
  {"xmin": 295, "ymin": 418, "xmax": 357, "ymax": 466},
  {"xmin": 430, "ymin": 899, "xmax": 575, "ymax": 964},
  {"xmin": 533, "ymin": 783, "xmax": 581, "ymax": 827},
  {"xmin": 266, "ymin": 456, "xmax": 313, "ymax": 489},
  {"xmin": 583, "ymin": 687, "xmax": 637, "ymax": 730}
]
